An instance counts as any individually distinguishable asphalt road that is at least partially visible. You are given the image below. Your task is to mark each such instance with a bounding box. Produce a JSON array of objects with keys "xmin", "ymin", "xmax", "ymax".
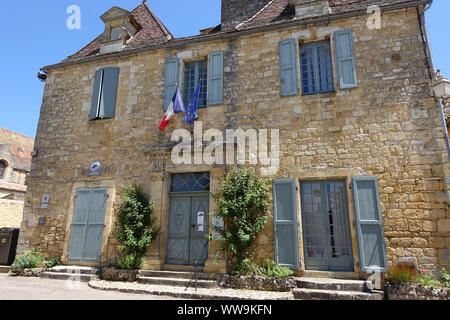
[{"xmin": 0, "ymin": 274, "xmax": 181, "ymax": 300}]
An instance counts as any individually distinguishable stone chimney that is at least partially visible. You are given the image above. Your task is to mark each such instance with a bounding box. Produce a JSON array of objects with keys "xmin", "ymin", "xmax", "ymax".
[{"xmin": 221, "ymin": 0, "xmax": 273, "ymax": 30}]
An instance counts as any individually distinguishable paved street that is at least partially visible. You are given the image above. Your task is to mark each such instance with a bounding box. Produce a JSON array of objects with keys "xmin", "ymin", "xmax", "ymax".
[{"xmin": 0, "ymin": 274, "xmax": 181, "ymax": 300}]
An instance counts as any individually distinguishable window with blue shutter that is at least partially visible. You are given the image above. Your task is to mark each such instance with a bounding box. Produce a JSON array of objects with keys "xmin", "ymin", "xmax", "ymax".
[
  {"xmin": 163, "ymin": 58, "xmax": 180, "ymax": 111},
  {"xmin": 184, "ymin": 60, "xmax": 208, "ymax": 108},
  {"xmin": 208, "ymin": 51, "xmax": 224, "ymax": 105},
  {"xmin": 334, "ymin": 29, "xmax": 358, "ymax": 89},
  {"xmin": 299, "ymin": 41, "xmax": 334, "ymax": 95},
  {"xmin": 351, "ymin": 176, "xmax": 388, "ymax": 273},
  {"xmin": 279, "ymin": 39, "xmax": 299, "ymax": 97},
  {"xmin": 89, "ymin": 67, "xmax": 119, "ymax": 120}
]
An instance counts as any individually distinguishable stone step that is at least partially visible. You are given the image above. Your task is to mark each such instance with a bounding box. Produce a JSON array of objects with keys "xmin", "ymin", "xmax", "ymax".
[
  {"xmin": 49, "ymin": 266, "xmax": 100, "ymax": 275},
  {"xmin": 296, "ymin": 277, "xmax": 372, "ymax": 293},
  {"xmin": 0, "ymin": 266, "xmax": 11, "ymax": 273},
  {"xmin": 137, "ymin": 276, "xmax": 219, "ymax": 289},
  {"xmin": 162, "ymin": 265, "xmax": 205, "ymax": 272},
  {"xmin": 41, "ymin": 272, "xmax": 99, "ymax": 282},
  {"xmin": 293, "ymin": 288, "xmax": 384, "ymax": 300},
  {"xmin": 139, "ymin": 270, "xmax": 222, "ymax": 281}
]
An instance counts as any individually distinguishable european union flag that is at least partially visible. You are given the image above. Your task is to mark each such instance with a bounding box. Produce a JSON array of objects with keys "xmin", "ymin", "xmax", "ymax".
[{"xmin": 184, "ymin": 83, "xmax": 200, "ymax": 125}]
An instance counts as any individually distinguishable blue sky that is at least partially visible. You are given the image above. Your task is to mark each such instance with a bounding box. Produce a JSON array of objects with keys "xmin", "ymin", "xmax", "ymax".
[{"xmin": 0, "ymin": 0, "xmax": 447, "ymax": 138}]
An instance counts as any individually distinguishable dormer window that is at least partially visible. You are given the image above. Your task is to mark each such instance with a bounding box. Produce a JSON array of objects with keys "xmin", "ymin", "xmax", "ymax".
[
  {"xmin": 98, "ymin": 6, "xmax": 139, "ymax": 54},
  {"xmin": 289, "ymin": 0, "xmax": 331, "ymax": 19},
  {"xmin": 110, "ymin": 27, "xmax": 121, "ymax": 41}
]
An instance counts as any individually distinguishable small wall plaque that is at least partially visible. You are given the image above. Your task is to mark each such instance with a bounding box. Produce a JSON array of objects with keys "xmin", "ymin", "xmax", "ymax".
[
  {"xmin": 84, "ymin": 162, "xmax": 105, "ymax": 176},
  {"xmin": 84, "ymin": 168, "xmax": 106, "ymax": 176},
  {"xmin": 38, "ymin": 217, "xmax": 47, "ymax": 226},
  {"xmin": 42, "ymin": 194, "xmax": 50, "ymax": 204}
]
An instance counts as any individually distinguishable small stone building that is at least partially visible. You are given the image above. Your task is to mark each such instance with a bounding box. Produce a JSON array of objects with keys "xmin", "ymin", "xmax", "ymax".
[
  {"xmin": 18, "ymin": 0, "xmax": 450, "ymax": 278},
  {"xmin": 0, "ymin": 128, "xmax": 34, "ymax": 228}
]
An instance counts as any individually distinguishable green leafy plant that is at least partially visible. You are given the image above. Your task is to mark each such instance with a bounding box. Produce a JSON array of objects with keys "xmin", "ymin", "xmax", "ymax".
[
  {"xmin": 440, "ymin": 268, "xmax": 450, "ymax": 287},
  {"xmin": 211, "ymin": 168, "xmax": 271, "ymax": 276},
  {"xmin": 416, "ymin": 269, "xmax": 441, "ymax": 287},
  {"xmin": 44, "ymin": 257, "xmax": 62, "ymax": 269},
  {"xmin": 11, "ymin": 251, "xmax": 44, "ymax": 271},
  {"xmin": 385, "ymin": 266, "xmax": 417, "ymax": 285},
  {"xmin": 114, "ymin": 184, "xmax": 159, "ymax": 270},
  {"xmin": 259, "ymin": 260, "xmax": 294, "ymax": 278}
]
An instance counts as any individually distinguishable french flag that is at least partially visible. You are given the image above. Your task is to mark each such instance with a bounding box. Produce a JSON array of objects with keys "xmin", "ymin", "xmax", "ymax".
[{"xmin": 159, "ymin": 87, "xmax": 185, "ymax": 131}]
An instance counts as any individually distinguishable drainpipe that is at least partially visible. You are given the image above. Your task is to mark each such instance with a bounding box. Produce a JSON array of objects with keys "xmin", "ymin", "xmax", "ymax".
[{"xmin": 419, "ymin": 1, "xmax": 450, "ymax": 161}]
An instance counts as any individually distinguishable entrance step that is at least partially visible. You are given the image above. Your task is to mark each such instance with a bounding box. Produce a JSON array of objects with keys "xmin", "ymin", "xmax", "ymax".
[
  {"xmin": 162, "ymin": 265, "xmax": 205, "ymax": 272},
  {"xmin": 293, "ymin": 288, "xmax": 384, "ymax": 300},
  {"xmin": 294, "ymin": 277, "xmax": 384, "ymax": 300},
  {"xmin": 41, "ymin": 266, "xmax": 100, "ymax": 282},
  {"xmin": 0, "ymin": 266, "xmax": 11, "ymax": 273},
  {"xmin": 139, "ymin": 270, "xmax": 222, "ymax": 281},
  {"xmin": 296, "ymin": 277, "xmax": 373, "ymax": 292},
  {"xmin": 137, "ymin": 276, "xmax": 219, "ymax": 289},
  {"xmin": 300, "ymin": 270, "xmax": 359, "ymax": 280}
]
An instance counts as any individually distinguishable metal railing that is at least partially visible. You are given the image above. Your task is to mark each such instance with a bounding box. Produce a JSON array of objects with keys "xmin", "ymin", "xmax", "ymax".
[{"xmin": 185, "ymin": 240, "xmax": 209, "ymax": 292}]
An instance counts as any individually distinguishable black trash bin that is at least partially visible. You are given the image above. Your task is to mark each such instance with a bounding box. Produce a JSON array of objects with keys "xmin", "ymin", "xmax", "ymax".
[{"xmin": 0, "ymin": 228, "xmax": 20, "ymax": 265}]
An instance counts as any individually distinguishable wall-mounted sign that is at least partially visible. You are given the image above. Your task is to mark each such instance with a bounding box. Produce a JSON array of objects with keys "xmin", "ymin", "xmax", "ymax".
[
  {"xmin": 197, "ymin": 212, "xmax": 205, "ymax": 232},
  {"xmin": 212, "ymin": 216, "xmax": 224, "ymax": 241},
  {"xmin": 84, "ymin": 162, "xmax": 105, "ymax": 176},
  {"xmin": 90, "ymin": 162, "xmax": 101, "ymax": 171},
  {"xmin": 42, "ymin": 194, "xmax": 50, "ymax": 204},
  {"xmin": 41, "ymin": 194, "xmax": 50, "ymax": 209},
  {"xmin": 38, "ymin": 217, "xmax": 47, "ymax": 226}
]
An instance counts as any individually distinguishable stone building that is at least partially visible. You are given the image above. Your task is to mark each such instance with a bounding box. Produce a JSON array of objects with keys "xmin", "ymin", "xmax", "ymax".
[
  {"xmin": 0, "ymin": 128, "xmax": 34, "ymax": 228},
  {"xmin": 18, "ymin": 0, "xmax": 450, "ymax": 278}
]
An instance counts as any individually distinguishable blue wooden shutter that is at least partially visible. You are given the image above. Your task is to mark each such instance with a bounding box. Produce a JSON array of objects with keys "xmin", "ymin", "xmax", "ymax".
[
  {"xmin": 83, "ymin": 188, "xmax": 108, "ymax": 262},
  {"xmin": 273, "ymin": 179, "xmax": 300, "ymax": 270},
  {"xmin": 99, "ymin": 67, "xmax": 119, "ymax": 119},
  {"xmin": 163, "ymin": 58, "xmax": 180, "ymax": 111},
  {"xmin": 208, "ymin": 51, "xmax": 224, "ymax": 105},
  {"xmin": 334, "ymin": 29, "xmax": 358, "ymax": 89},
  {"xmin": 68, "ymin": 189, "xmax": 91, "ymax": 261},
  {"xmin": 89, "ymin": 69, "xmax": 103, "ymax": 120},
  {"xmin": 351, "ymin": 176, "xmax": 388, "ymax": 273},
  {"xmin": 279, "ymin": 39, "xmax": 299, "ymax": 97}
]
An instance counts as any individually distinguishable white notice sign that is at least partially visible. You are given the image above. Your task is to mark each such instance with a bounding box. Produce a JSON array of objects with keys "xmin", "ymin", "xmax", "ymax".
[
  {"xmin": 197, "ymin": 212, "xmax": 205, "ymax": 232},
  {"xmin": 212, "ymin": 216, "xmax": 224, "ymax": 240}
]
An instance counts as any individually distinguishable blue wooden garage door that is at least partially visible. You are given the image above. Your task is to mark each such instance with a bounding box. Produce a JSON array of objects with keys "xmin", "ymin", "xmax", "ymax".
[{"xmin": 68, "ymin": 188, "xmax": 108, "ymax": 263}]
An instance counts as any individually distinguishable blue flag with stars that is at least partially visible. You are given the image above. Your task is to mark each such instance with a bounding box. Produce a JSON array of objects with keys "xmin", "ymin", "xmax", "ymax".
[{"xmin": 184, "ymin": 83, "xmax": 200, "ymax": 125}]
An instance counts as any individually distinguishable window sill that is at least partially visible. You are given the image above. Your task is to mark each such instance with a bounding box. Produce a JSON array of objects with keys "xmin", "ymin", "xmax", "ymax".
[{"xmin": 88, "ymin": 117, "xmax": 115, "ymax": 122}]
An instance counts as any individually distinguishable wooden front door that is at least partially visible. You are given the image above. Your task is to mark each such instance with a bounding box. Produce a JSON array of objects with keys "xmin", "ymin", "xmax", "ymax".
[
  {"xmin": 68, "ymin": 188, "xmax": 108, "ymax": 263},
  {"xmin": 166, "ymin": 194, "xmax": 209, "ymax": 266},
  {"xmin": 300, "ymin": 181, "xmax": 354, "ymax": 271}
]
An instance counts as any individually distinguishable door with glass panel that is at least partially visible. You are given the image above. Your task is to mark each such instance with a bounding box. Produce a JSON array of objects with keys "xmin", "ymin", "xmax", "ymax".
[
  {"xmin": 300, "ymin": 181, "xmax": 354, "ymax": 271},
  {"xmin": 166, "ymin": 173, "xmax": 210, "ymax": 266}
]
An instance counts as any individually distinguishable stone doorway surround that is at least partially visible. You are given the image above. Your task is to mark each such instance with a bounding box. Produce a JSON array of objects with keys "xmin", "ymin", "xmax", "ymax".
[
  {"xmin": 142, "ymin": 167, "xmax": 227, "ymax": 274},
  {"xmin": 61, "ymin": 179, "xmax": 116, "ymax": 266}
]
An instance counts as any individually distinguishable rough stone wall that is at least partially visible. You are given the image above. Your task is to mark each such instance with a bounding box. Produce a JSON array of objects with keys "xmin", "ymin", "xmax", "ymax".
[
  {"xmin": 18, "ymin": 8, "xmax": 450, "ymax": 273},
  {"xmin": 0, "ymin": 199, "xmax": 24, "ymax": 228},
  {"xmin": 0, "ymin": 129, "xmax": 33, "ymax": 230}
]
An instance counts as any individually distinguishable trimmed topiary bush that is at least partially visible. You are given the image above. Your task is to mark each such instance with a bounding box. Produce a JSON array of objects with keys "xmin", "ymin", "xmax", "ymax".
[
  {"xmin": 114, "ymin": 184, "xmax": 159, "ymax": 270},
  {"xmin": 211, "ymin": 167, "xmax": 271, "ymax": 276}
]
